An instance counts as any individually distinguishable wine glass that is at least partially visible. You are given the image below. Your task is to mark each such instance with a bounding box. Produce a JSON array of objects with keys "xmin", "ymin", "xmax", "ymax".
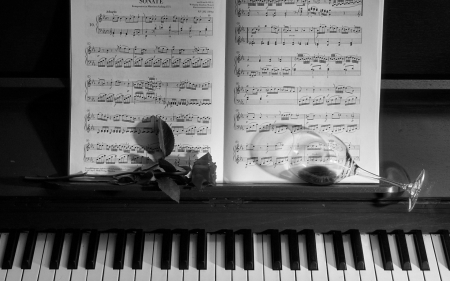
[{"xmin": 284, "ymin": 130, "xmax": 425, "ymax": 212}]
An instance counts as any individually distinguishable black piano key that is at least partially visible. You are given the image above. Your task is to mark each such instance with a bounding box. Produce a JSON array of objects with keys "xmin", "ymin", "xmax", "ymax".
[
  {"xmin": 67, "ymin": 230, "xmax": 82, "ymax": 270},
  {"xmin": 224, "ymin": 230, "xmax": 235, "ymax": 270},
  {"xmin": 179, "ymin": 230, "xmax": 190, "ymax": 270},
  {"xmin": 269, "ymin": 230, "xmax": 282, "ymax": 270},
  {"xmin": 284, "ymin": 229, "xmax": 300, "ymax": 270},
  {"xmin": 21, "ymin": 230, "xmax": 37, "ymax": 269},
  {"xmin": 331, "ymin": 231, "xmax": 346, "ymax": 270},
  {"xmin": 242, "ymin": 229, "xmax": 254, "ymax": 270},
  {"xmin": 132, "ymin": 230, "xmax": 145, "ymax": 269},
  {"xmin": 393, "ymin": 230, "xmax": 411, "ymax": 270},
  {"xmin": 376, "ymin": 230, "xmax": 393, "ymax": 270},
  {"xmin": 160, "ymin": 230, "xmax": 173, "ymax": 270},
  {"xmin": 411, "ymin": 230, "xmax": 430, "ymax": 271},
  {"xmin": 85, "ymin": 230, "xmax": 100, "ymax": 269},
  {"xmin": 113, "ymin": 230, "xmax": 127, "ymax": 269},
  {"xmin": 2, "ymin": 230, "xmax": 19, "ymax": 269},
  {"xmin": 196, "ymin": 229, "xmax": 207, "ymax": 270},
  {"xmin": 49, "ymin": 230, "xmax": 65, "ymax": 269},
  {"xmin": 438, "ymin": 230, "xmax": 450, "ymax": 269},
  {"xmin": 303, "ymin": 229, "xmax": 318, "ymax": 270},
  {"xmin": 347, "ymin": 229, "xmax": 365, "ymax": 270}
]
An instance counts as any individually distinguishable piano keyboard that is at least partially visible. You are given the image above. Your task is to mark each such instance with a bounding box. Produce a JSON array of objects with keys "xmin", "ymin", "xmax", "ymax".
[{"xmin": 0, "ymin": 229, "xmax": 449, "ymax": 281}]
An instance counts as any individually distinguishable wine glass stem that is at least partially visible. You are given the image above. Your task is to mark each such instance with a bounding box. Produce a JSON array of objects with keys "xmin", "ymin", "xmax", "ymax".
[{"xmin": 354, "ymin": 166, "xmax": 407, "ymax": 191}]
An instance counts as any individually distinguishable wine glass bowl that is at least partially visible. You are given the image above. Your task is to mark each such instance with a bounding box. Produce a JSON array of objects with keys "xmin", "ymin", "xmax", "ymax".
[{"xmin": 284, "ymin": 130, "xmax": 426, "ymax": 211}]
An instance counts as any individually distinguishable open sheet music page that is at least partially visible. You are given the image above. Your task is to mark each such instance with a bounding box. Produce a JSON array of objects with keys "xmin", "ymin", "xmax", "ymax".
[
  {"xmin": 70, "ymin": 0, "xmax": 383, "ymax": 184},
  {"xmin": 70, "ymin": 0, "xmax": 226, "ymax": 179},
  {"xmin": 223, "ymin": 0, "xmax": 384, "ymax": 183}
]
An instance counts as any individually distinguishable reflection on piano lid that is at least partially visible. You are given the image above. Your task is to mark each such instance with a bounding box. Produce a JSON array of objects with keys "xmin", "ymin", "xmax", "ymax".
[{"xmin": 0, "ymin": 229, "xmax": 449, "ymax": 281}]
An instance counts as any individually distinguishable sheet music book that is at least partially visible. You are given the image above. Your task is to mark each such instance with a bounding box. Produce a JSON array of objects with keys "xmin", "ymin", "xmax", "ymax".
[{"xmin": 70, "ymin": 0, "xmax": 384, "ymax": 183}]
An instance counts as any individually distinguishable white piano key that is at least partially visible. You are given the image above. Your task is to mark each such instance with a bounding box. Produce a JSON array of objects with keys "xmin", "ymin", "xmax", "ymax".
[
  {"xmin": 167, "ymin": 233, "xmax": 183, "ymax": 281},
  {"xmin": 22, "ymin": 233, "xmax": 46, "ymax": 281},
  {"xmin": 86, "ymin": 233, "xmax": 108, "ymax": 281},
  {"xmin": 103, "ymin": 233, "xmax": 119, "ymax": 281},
  {"xmin": 0, "ymin": 233, "xmax": 9, "ymax": 281},
  {"xmin": 342, "ymin": 234, "xmax": 361, "ymax": 281},
  {"xmin": 369, "ymin": 234, "xmax": 393, "ymax": 281},
  {"xmin": 119, "ymin": 233, "xmax": 135, "ymax": 281},
  {"xmin": 405, "ymin": 234, "xmax": 425, "ymax": 281},
  {"xmin": 280, "ymin": 234, "xmax": 295, "ymax": 281},
  {"xmin": 387, "ymin": 234, "xmax": 408, "ymax": 281},
  {"xmin": 70, "ymin": 233, "xmax": 89, "ymax": 281},
  {"xmin": 233, "ymin": 234, "xmax": 247, "ymax": 281},
  {"xmin": 296, "ymin": 234, "xmax": 312, "ymax": 281},
  {"xmin": 151, "ymin": 233, "xmax": 168, "ymax": 281},
  {"xmin": 5, "ymin": 232, "xmax": 26, "ymax": 281},
  {"xmin": 324, "ymin": 234, "xmax": 344, "ymax": 281},
  {"xmin": 312, "ymin": 234, "xmax": 328, "ymax": 281},
  {"xmin": 431, "ymin": 234, "xmax": 450, "ymax": 281},
  {"xmin": 199, "ymin": 233, "xmax": 215, "ymax": 281},
  {"xmin": 261, "ymin": 234, "xmax": 280, "ymax": 281},
  {"xmin": 359, "ymin": 234, "xmax": 376, "ymax": 281},
  {"xmin": 183, "ymin": 233, "xmax": 199, "ymax": 281},
  {"xmin": 247, "ymin": 234, "xmax": 263, "ymax": 281},
  {"xmin": 135, "ymin": 233, "xmax": 155, "ymax": 281},
  {"xmin": 37, "ymin": 233, "xmax": 56, "ymax": 281},
  {"xmin": 54, "ymin": 233, "xmax": 72, "ymax": 281},
  {"xmin": 215, "ymin": 234, "xmax": 231, "ymax": 281},
  {"xmin": 422, "ymin": 234, "xmax": 441, "ymax": 281}
]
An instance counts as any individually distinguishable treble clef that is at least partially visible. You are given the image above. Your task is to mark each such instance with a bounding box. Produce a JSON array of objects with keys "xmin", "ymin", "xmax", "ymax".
[
  {"xmin": 86, "ymin": 77, "xmax": 92, "ymax": 88},
  {"xmin": 86, "ymin": 45, "xmax": 92, "ymax": 55},
  {"xmin": 97, "ymin": 14, "xmax": 103, "ymax": 23}
]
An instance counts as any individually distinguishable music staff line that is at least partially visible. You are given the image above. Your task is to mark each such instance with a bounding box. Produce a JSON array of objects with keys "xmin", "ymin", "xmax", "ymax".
[
  {"xmin": 85, "ymin": 78, "xmax": 212, "ymax": 107},
  {"xmin": 234, "ymin": 121, "xmax": 359, "ymax": 134},
  {"xmin": 235, "ymin": 54, "xmax": 361, "ymax": 77},
  {"xmin": 236, "ymin": 7, "xmax": 362, "ymax": 17},
  {"xmin": 235, "ymin": 90, "xmax": 360, "ymax": 106},
  {"xmin": 234, "ymin": 110, "xmax": 360, "ymax": 134},
  {"xmin": 86, "ymin": 45, "xmax": 213, "ymax": 69},
  {"xmin": 85, "ymin": 112, "xmax": 211, "ymax": 124},
  {"xmin": 84, "ymin": 142, "xmax": 211, "ymax": 165},
  {"xmin": 85, "ymin": 142, "xmax": 211, "ymax": 154},
  {"xmin": 85, "ymin": 124, "xmax": 211, "ymax": 136},
  {"xmin": 236, "ymin": 0, "xmax": 362, "ymax": 7},
  {"xmin": 96, "ymin": 14, "xmax": 213, "ymax": 37},
  {"xmin": 236, "ymin": 85, "xmax": 359, "ymax": 94},
  {"xmin": 235, "ymin": 25, "xmax": 361, "ymax": 46},
  {"xmin": 232, "ymin": 153, "xmax": 361, "ymax": 168},
  {"xmin": 232, "ymin": 141, "xmax": 360, "ymax": 153},
  {"xmin": 86, "ymin": 45, "xmax": 212, "ymax": 56},
  {"xmin": 86, "ymin": 78, "xmax": 212, "ymax": 90},
  {"xmin": 235, "ymin": 111, "xmax": 360, "ymax": 122},
  {"xmin": 236, "ymin": 0, "xmax": 363, "ymax": 17},
  {"xmin": 86, "ymin": 94, "xmax": 212, "ymax": 107}
]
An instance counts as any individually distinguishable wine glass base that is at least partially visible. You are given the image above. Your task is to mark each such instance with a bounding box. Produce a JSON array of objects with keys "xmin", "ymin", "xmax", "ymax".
[{"xmin": 407, "ymin": 169, "xmax": 426, "ymax": 212}]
